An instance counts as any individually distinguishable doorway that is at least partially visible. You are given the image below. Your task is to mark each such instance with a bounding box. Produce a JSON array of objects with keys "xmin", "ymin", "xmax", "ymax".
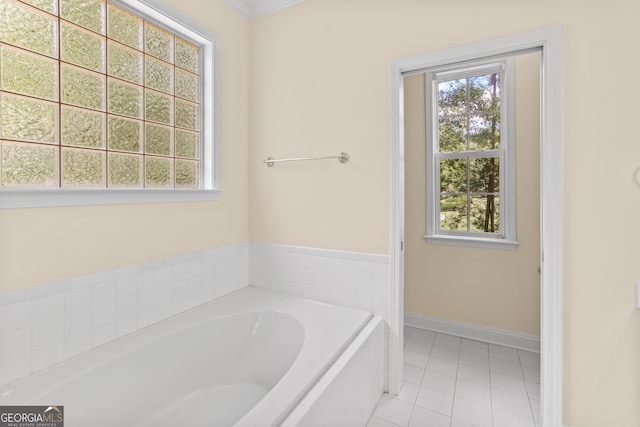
[{"xmin": 388, "ymin": 27, "xmax": 563, "ymax": 427}]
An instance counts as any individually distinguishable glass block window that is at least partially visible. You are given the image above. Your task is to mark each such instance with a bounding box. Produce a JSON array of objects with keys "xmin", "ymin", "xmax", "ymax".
[{"xmin": 0, "ymin": 0, "xmax": 204, "ymax": 190}]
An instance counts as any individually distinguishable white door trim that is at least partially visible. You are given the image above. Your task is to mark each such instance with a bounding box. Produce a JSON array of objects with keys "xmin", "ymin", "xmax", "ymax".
[{"xmin": 389, "ymin": 26, "xmax": 563, "ymax": 427}]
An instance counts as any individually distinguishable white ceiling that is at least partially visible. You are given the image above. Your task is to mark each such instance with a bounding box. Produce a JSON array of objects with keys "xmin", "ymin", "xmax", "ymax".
[{"xmin": 223, "ymin": 0, "xmax": 304, "ymax": 20}]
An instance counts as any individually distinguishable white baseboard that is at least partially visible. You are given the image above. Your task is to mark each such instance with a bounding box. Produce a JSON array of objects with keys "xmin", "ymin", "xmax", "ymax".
[{"xmin": 405, "ymin": 312, "xmax": 540, "ymax": 353}]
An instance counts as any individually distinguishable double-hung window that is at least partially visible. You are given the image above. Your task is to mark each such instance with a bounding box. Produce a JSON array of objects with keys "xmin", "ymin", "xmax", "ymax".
[
  {"xmin": 0, "ymin": 0, "xmax": 217, "ymax": 207},
  {"xmin": 425, "ymin": 59, "xmax": 518, "ymax": 249}
]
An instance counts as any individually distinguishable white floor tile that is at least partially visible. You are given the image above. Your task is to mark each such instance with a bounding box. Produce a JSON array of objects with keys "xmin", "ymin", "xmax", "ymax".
[
  {"xmin": 404, "ymin": 349, "xmax": 428, "ymax": 368},
  {"xmin": 489, "ymin": 357, "xmax": 524, "ymax": 378},
  {"xmin": 489, "ymin": 344, "xmax": 520, "ymax": 363},
  {"xmin": 530, "ymin": 399, "xmax": 541, "ymax": 422},
  {"xmin": 451, "ymin": 419, "xmax": 478, "ymax": 427},
  {"xmin": 518, "ymin": 350, "xmax": 540, "ymax": 368},
  {"xmin": 457, "ymin": 363, "xmax": 490, "ymax": 387},
  {"xmin": 522, "ymin": 365, "xmax": 540, "ymax": 383},
  {"xmin": 421, "ymin": 369, "xmax": 456, "ymax": 394},
  {"xmin": 491, "ymin": 389, "xmax": 534, "ymax": 419},
  {"xmin": 455, "ymin": 378, "xmax": 491, "ymax": 407},
  {"xmin": 452, "ymin": 397, "xmax": 493, "ymax": 427},
  {"xmin": 415, "ymin": 386, "xmax": 454, "ymax": 416},
  {"xmin": 490, "ymin": 371, "xmax": 528, "ymax": 396},
  {"xmin": 405, "ymin": 338, "xmax": 432, "ymax": 353},
  {"xmin": 368, "ymin": 416, "xmax": 402, "ymax": 427},
  {"xmin": 403, "ymin": 363, "xmax": 424, "ymax": 385},
  {"xmin": 493, "ymin": 408, "xmax": 536, "ymax": 427},
  {"xmin": 434, "ymin": 333, "xmax": 461, "ymax": 349},
  {"xmin": 410, "ymin": 328, "xmax": 436, "ymax": 342},
  {"xmin": 525, "ymin": 381, "xmax": 541, "ymax": 400},
  {"xmin": 430, "ymin": 344, "xmax": 460, "ymax": 361},
  {"xmin": 373, "ymin": 395, "xmax": 414, "ymax": 427},
  {"xmin": 459, "ymin": 350, "xmax": 490, "ymax": 370},
  {"xmin": 460, "ymin": 338, "xmax": 489, "ymax": 355},
  {"xmin": 408, "ymin": 406, "xmax": 451, "ymax": 427},
  {"xmin": 396, "ymin": 382, "xmax": 420, "ymax": 404},
  {"xmin": 426, "ymin": 356, "xmax": 458, "ymax": 376}
]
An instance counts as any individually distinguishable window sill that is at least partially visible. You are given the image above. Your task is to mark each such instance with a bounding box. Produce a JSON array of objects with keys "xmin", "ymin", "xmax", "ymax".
[
  {"xmin": 425, "ymin": 234, "xmax": 519, "ymax": 250},
  {"xmin": 0, "ymin": 188, "xmax": 223, "ymax": 209}
]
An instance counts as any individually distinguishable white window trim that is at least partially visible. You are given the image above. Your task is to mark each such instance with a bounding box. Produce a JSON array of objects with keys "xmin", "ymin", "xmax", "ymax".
[
  {"xmin": 424, "ymin": 58, "xmax": 518, "ymax": 250},
  {"xmin": 0, "ymin": 0, "xmax": 221, "ymax": 209}
]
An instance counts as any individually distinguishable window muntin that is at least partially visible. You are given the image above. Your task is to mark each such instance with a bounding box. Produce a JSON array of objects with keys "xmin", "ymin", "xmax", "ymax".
[
  {"xmin": 426, "ymin": 60, "xmax": 516, "ymax": 248},
  {"xmin": 0, "ymin": 0, "xmax": 206, "ymax": 191}
]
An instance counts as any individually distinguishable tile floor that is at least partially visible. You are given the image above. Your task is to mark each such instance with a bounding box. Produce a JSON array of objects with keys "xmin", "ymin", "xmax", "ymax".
[{"xmin": 368, "ymin": 326, "xmax": 540, "ymax": 427}]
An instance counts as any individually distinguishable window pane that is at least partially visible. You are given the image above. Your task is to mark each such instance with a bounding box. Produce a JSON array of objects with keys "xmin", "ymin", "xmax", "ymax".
[
  {"xmin": 145, "ymin": 123, "xmax": 172, "ymax": 156},
  {"xmin": 175, "ymin": 68, "xmax": 198, "ymax": 102},
  {"xmin": 175, "ymin": 129, "xmax": 198, "ymax": 159},
  {"xmin": 145, "ymin": 56, "xmax": 173, "ymax": 94},
  {"xmin": 468, "ymin": 73, "xmax": 500, "ymax": 113},
  {"xmin": 107, "ymin": 41, "xmax": 142, "ymax": 84},
  {"xmin": 469, "ymin": 157, "xmax": 500, "ymax": 193},
  {"xmin": 438, "ymin": 79, "xmax": 466, "ymax": 117},
  {"xmin": 107, "ymin": 116, "xmax": 141, "ymax": 152},
  {"xmin": 175, "ymin": 99, "xmax": 198, "ymax": 130},
  {"xmin": 175, "ymin": 159, "xmax": 198, "ymax": 188},
  {"xmin": 145, "ymin": 90, "xmax": 172, "ymax": 125},
  {"xmin": 61, "ymin": 64, "xmax": 105, "ymax": 110},
  {"xmin": 1, "ymin": 141, "xmax": 58, "ymax": 187},
  {"xmin": 107, "ymin": 78, "xmax": 142, "ymax": 118},
  {"xmin": 470, "ymin": 195, "xmax": 500, "ymax": 233},
  {"xmin": 469, "ymin": 114, "xmax": 500, "ymax": 150},
  {"xmin": 439, "ymin": 195, "xmax": 467, "ymax": 232},
  {"xmin": 108, "ymin": 152, "xmax": 142, "ymax": 187},
  {"xmin": 438, "ymin": 116, "xmax": 466, "ymax": 152},
  {"xmin": 21, "ymin": 0, "xmax": 56, "ymax": 14},
  {"xmin": 0, "ymin": 46, "xmax": 57, "ymax": 100},
  {"xmin": 0, "ymin": 94, "xmax": 57, "ymax": 143},
  {"xmin": 175, "ymin": 37, "xmax": 198, "ymax": 73},
  {"xmin": 61, "ymin": 147, "xmax": 105, "ymax": 187},
  {"xmin": 145, "ymin": 156, "xmax": 172, "ymax": 187},
  {"xmin": 61, "ymin": 106, "xmax": 105, "ymax": 148},
  {"xmin": 144, "ymin": 22, "xmax": 173, "ymax": 63},
  {"xmin": 107, "ymin": 4, "xmax": 142, "ymax": 50},
  {"xmin": 0, "ymin": 0, "xmax": 57, "ymax": 57},
  {"xmin": 440, "ymin": 158, "xmax": 467, "ymax": 193},
  {"xmin": 61, "ymin": 22, "xmax": 105, "ymax": 72},
  {"xmin": 60, "ymin": 0, "xmax": 105, "ymax": 34}
]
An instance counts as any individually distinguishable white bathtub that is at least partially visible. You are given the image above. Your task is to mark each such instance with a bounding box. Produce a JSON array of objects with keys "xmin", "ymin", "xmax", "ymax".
[{"xmin": 0, "ymin": 287, "xmax": 378, "ymax": 427}]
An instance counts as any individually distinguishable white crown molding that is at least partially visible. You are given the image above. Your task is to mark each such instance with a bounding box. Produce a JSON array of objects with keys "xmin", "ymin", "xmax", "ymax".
[{"xmin": 223, "ymin": 0, "xmax": 303, "ymax": 20}]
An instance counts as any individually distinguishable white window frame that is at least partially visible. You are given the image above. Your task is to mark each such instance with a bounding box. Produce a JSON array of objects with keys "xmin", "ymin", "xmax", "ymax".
[
  {"xmin": 0, "ymin": 0, "xmax": 220, "ymax": 208},
  {"xmin": 425, "ymin": 57, "xmax": 518, "ymax": 250}
]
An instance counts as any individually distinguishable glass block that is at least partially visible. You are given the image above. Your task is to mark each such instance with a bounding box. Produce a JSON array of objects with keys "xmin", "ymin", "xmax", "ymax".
[
  {"xmin": 108, "ymin": 152, "xmax": 142, "ymax": 187},
  {"xmin": 61, "ymin": 147, "xmax": 105, "ymax": 187},
  {"xmin": 107, "ymin": 41, "xmax": 142, "ymax": 84},
  {"xmin": 144, "ymin": 90, "xmax": 172, "ymax": 125},
  {"xmin": 439, "ymin": 195, "xmax": 467, "ymax": 232},
  {"xmin": 108, "ymin": 116, "xmax": 141, "ymax": 152},
  {"xmin": 61, "ymin": 106, "xmax": 105, "ymax": 148},
  {"xmin": 175, "ymin": 159, "xmax": 198, "ymax": 188},
  {"xmin": 0, "ymin": 46, "xmax": 57, "ymax": 100},
  {"xmin": 175, "ymin": 129, "xmax": 198, "ymax": 159},
  {"xmin": 438, "ymin": 116, "xmax": 466, "ymax": 152},
  {"xmin": 145, "ymin": 156, "xmax": 172, "ymax": 188},
  {"xmin": 1, "ymin": 141, "xmax": 58, "ymax": 187},
  {"xmin": 61, "ymin": 22, "xmax": 105, "ymax": 72},
  {"xmin": 107, "ymin": 3, "xmax": 141, "ymax": 50},
  {"xmin": 175, "ymin": 99, "xmax": 198, "ymax": 130},
  {"xmin": 145, "ymin": 123, "xmax": 172, "ymax": 156},
  {"xmin": 0, "ymin": 0, "xmax": 57, "ymax": 57},
  {"xmin": 469, "ymin": 157, "xmax": 500, "ymax": 193},
  {"xmin": 107, "ymin": 78, "xmax": 142, "ymax": 118},
  {"xmin": 175, "ymin": 37, "xmax": 198, "ymax": 73},
  {"xmin": 144, "ymin": 22, "xmax": 173, "ymax": 63},
  {"xmin": 0, "ymin": 94, "xmax": 57, "ymax": 143},
  {"xmin": 145, "ymin": 56, "xmax": 173, "ymax": 94},
  {"xmin": 61, "ymin": 64, "xmax": 105, "ymax": 110},
  {"xmin": 21, "ymin": 0, "xmax": 56, "ymax": 14},
  {"xmin": 469, "ymin": 114, "xmax": 500, "ymax": 150},
  {"xmin": 440, "ymin": 158, "xmax": 467, "ymax": 193},
  {"xmin": 175, "ymin": 69, "xmax": 198, "ymax": 102},
  {"xmin": 60, "ymin": 0, "xmax": 105, "ymax": 34}
]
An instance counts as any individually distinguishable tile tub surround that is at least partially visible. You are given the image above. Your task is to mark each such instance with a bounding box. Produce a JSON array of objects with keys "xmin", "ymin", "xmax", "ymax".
[
  {"xmin": 250, "ymin": 242, "xmax": 391, "ymax": 320},
  {"xmin": 0, "ymin": 242, "xmax": 249, "ymax": 388}
]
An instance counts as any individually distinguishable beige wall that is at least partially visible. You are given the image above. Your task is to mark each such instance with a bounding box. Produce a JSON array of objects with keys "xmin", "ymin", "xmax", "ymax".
[
  {"xmin": 249, "ymin": 0, "xmax": 640, "ymax": 425},
  {"xmin": 0, "ymin": 0, "xmax": 250, "ymax": 293},
  {"xmin": 403, "ymin": 52, "xmax": 541, "ymax": 337}
]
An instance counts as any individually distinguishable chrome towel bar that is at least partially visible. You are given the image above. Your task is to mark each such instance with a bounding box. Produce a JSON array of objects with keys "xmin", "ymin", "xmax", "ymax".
[{"xmin": 264, "ymin": 152, "xmax": 350, "ymax": 167}]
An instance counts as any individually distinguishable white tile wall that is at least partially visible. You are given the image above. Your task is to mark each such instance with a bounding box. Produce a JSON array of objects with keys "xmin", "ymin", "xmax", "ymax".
[
  {"xmin": 250, "ymin": 242, "xmax": 391, "ymax": 322},
  {"xmin": 0, "ymin": 242, "xmax": 249, "ymax": 388}
]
